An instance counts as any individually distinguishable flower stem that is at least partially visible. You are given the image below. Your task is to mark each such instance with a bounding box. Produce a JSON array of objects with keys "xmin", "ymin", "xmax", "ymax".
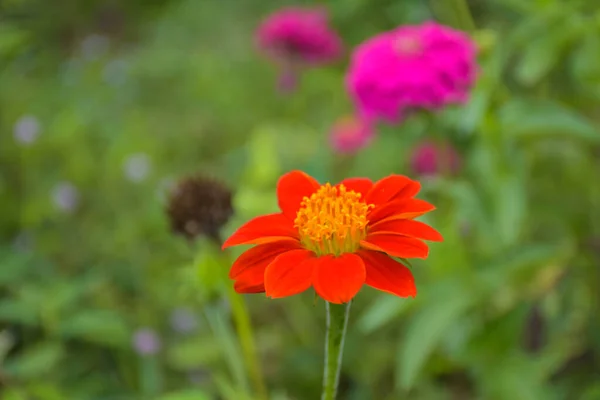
[
  {"xmin": 225, "ymin": 283, "xmax": 269, "ymax": 400},
  {"xmin": 321, "ymin": 301, "xmax": 352, "ymax": 400}
]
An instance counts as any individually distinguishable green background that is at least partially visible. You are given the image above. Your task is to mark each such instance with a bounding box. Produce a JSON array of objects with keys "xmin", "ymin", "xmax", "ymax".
[{"xmin": 1, "ymin": 0, "xmax": 600, "ymax": 398}]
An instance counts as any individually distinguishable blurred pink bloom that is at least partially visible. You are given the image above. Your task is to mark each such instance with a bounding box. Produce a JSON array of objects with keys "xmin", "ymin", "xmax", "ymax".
[
  {"xmin": 410, "ymin": 140, "xmax": 461, "ymax": 176},
  {"xmin": 329, "ymin": 115, "xmax": 375, "ymax": 154},
  {"xmin": 256, "ymin": 7, "xmax": 342, "ymax": 91},
  {"xmin": 132, "ymin": 328, "xmax": 161, "ymax": 356},
  {"xmin": 346, "ymin": 21, "xmax": 477, "ymax": 122},
  {"xmin": 257, "ymin": 7, "xmax": 342, "ymax": 65}
]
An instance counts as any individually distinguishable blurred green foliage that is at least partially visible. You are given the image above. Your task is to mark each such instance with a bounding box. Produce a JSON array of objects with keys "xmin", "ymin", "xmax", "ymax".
[{"xmin": 1, "ymin": 0, "xmax": 600, "ymax": 399}]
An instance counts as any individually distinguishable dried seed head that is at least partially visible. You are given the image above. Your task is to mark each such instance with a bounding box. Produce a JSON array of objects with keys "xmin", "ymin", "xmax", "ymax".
[{"xmin": 166, "ymin": 175, "xmax": 233, "ymax": 244}]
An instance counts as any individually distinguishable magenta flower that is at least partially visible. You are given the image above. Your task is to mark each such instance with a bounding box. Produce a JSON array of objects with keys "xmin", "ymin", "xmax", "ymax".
[
  {"xmin": 346, "ymin": 21, "xmax": 477, "ymax": 122},
  {"xmin": 329, "ymin": 115, "xmax": 375, "ymax": 154},
  {"xmin": 256, "ymin": 7, "xmax": 343, "ymax": 91},
  {"xmin": 410, "ymin": 140, "xmax": 461, "ymax": 176}
]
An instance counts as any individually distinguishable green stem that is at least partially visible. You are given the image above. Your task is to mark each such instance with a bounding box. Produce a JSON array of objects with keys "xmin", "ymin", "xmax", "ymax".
[
  {"xmin": 321, "ymin": 301, "xmax": 352, "ymax": 400},
  {"xmin": 453, "ymin": 0, "xmax": 476, "ymax": 32},
  {"xmin": 139, "ymin": 355, "xmax": 161, "ymax": 398},
  {"xmin": 225, "ymin": 283, "xmax": 269, "ymax": 400}
]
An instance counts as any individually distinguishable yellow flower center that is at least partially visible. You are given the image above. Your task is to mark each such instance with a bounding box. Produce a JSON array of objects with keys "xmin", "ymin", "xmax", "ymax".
[{"xmin": 294, "ymin": 183, "xmax": 374, "ymax": 256}]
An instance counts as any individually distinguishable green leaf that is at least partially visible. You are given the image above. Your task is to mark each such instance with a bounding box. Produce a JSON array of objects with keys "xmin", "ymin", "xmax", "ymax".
[
  {"xmin": 1, "ymin": 389, "xmax": 28, "ymax": 400},
  {"xmin": 193, "ymin": 242, "xmax": 229, "ymax": 299},
  {"xmin": 157, "ymin": 390, "xmax": 211, "ymax": 400},
  {"xmin": 213, "ymin": 373, "xmax": 256, "ymax": 400},
  {"xmin": 478, "ymin": 242, "xmax": 572, "ymax": 295},
  {"xmin": 23, "ymin": 383, "xmax": 65, "ymax": 400},
  {"xmin": 396, "ymin": 288, "xmax": 474, "ymax": 389},
  {"xmin": 478, "ymin": 354, "xmax": 557, "ymax": 400},
  {"xmin": 494, "ymin": 173, "xmax": 527, "ymax": 249},
  {"xmin": 571, "ymin": 30, "xmax": 600, "ymax": 98},
  {"xmin": 0, "ymin": 299, "xmax": 38, "ymax": 326},
  {"xmin": 0, "ymin": 25, "xmax": 30, "ymax": 58},
  {"xmin": 457, "ymin": 84, "xmax": 491, "ymax": 135},
  {"xmin": 358, "ymin": 296, "xmax": 411, "ymax": 335},
  {"xmin": 0, "ymin": 330, "xmax": 15, "ymax": 362},
  {"xmin": 4, "ymin": 341, "xmax": 64, "ymax": 379},
  {"xmin": 166, "ymin": 336, "xmax": 222, "ymax": 370},
  {"xmin": 232, "ymin": 188, "xmax": 279, "ymax": 219},
  {"xmin": 582, "ymin": 384, "xmax": 600, "ymax": 400},
  {"xmin": 246, "ymin": 127, "xmax": 281, "ymax": 188},
  {"xmin": 514, "ymin": 28, "xmax": 573, "ymax": 86},
  {"xmin": 57, "ymin": 310, "xmax": 130, "ymax": 348},
  {"xmin": 499, "ymin": 99, "xmax": 599, "ymax": 142},
  {"xmin": 204, "ymin": 305, "xmax": 249, "ymax": 393},
  {"xmin": 0, "ymin": 250, "xmax": 33, "ymax": 286}
]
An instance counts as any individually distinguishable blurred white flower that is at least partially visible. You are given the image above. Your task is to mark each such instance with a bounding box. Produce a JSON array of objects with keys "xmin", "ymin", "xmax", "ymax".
[
  {"xmin": 51, "ymin": 182, "xmax": 79, "ymax": 213},
  {"xmin": 80, "ymin": 34, "xmax": 110, "ymax": 61},
  {"xmin": 103, "ymin": 59, "xmax": 129, "ymax": 87},
  {"xmin": 13, "ymin": 115, "xmax": 40, "ymax": 145},
  {"xmin": 123, "ymin": 153, "xmax": 151, "ymax": 183}
]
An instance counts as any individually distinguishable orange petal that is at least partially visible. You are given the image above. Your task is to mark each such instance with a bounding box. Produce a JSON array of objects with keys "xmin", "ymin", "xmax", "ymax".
[
  {"xmin": 277, "ymin": 170, "xmax": 320, "ymax": 220},
  {"xmin": 229, "ymin": 241, "xmax": 302, "ymax": 279},
  {"xmin": 312, "ymin": 253, "xmax": 366, "ymax": 304},
  {"xmin": 369, "ymin": 219, "xmax": 444, "ymax": 242},
  {"xmin": 368, "ymin": 198, "xmax": 436, "ymax": 225},
  {"xmin": 338, "ymin": 177, "xmax": 373, "ymax": 197},
  {"xmin": 234, "ymin": 280, "xmax": 265, "ymax": 294},
  {"xmin": 361, "ymin": 235, "xmax": 429, "ymax": 259},
  {"xmin": 264, "ymin": 249, "xmax": 316, "ymax": 299},
  {"xmin": 222, "ymin": 213, "xmax": 298, "ymax": 249},
  {"xmin": 358, "ymin": 250, "xmax": 416, "ymax": 297},
  {"xmin": 366, "ymin": 175, "xmax": 421, "ymax": 206}
]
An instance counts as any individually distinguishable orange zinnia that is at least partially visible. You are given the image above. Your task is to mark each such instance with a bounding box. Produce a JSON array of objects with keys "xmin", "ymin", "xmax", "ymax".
[{"xmin": 223, "ymin": 170, "xmax": 442, "ymax": 304}]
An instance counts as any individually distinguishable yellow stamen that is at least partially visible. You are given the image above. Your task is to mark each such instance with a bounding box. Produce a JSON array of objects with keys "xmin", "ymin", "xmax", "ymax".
[{"xmin": 294, "ymin": 183, "xmax": 374, "ymax": 256}]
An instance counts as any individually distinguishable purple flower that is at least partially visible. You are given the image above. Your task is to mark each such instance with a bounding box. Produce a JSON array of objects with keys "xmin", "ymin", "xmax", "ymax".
[
  {"xmin": 132, "ymin": 328, "xmax": 161, "ymax": 356},
  {"xmin": 346, "ymin": 21, "xmax": 478, "ymax": 122},
  {"xmin": 256, "ymin": 7, "xmax": 342, "ymax": 91},
  {"xmin": 51, "ymin": 182, "xmax": 79, "ymax": 213},
  {"xmin": 13, "ymin": 115, "xmax": 40, "ymax": 145},
  {"xmin": 329, "ymin": 115, "xmax": 375, "ymax": 154},
  {"xmin": 169, "ymin": 308, "xmax": 198, "ymax": 334},
  {"xmin": 410, "ymin": 140, "xmax": 461, "ymax": 176}
]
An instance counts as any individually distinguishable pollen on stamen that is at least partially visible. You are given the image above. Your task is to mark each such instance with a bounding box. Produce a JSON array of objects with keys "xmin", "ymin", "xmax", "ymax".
[{"xmin": 294, "ymin": 183, "xmax": 373, "ymax": 255}]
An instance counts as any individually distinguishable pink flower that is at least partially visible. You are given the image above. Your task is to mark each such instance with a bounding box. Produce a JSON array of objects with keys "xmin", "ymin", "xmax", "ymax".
[
  {"xmin": 256, "ymin": 7, "xmax": 343, "ymax": 91},
  {"xmin": 257, "ymin": 7, "xmax": 342, "ymax": 64},
  {"xmin": 329, "ymin": 115, "xmax": 375, "ymax": 154},
  {"xmin": 410, "ymin": 140, "xmax": 461, "ymax": 176},
  {"xmin": 346, "ymin": 21, "xmax": 477, "ymax": 122}
]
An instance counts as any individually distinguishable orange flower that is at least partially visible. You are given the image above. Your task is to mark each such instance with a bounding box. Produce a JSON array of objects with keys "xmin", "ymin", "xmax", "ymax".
[{"xmin": 223, "ymin": 171, "xmax": 442, "ymax": 304}]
